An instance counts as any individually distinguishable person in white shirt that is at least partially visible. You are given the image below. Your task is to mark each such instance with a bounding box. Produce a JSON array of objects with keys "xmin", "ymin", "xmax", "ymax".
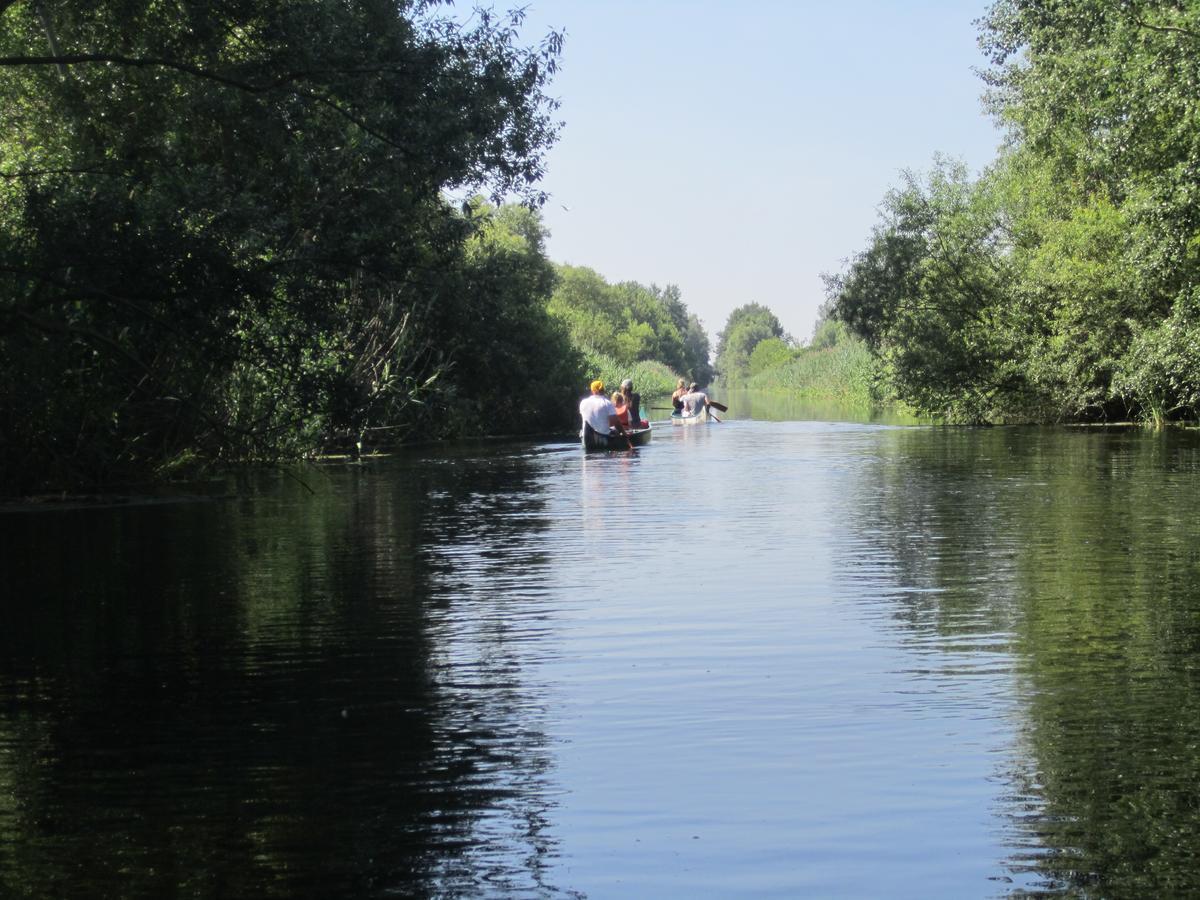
[
  {"xmin": 680, "ymin": 382, "xmax": 709, "ymax": 416},
  {"xmin": 579, "ymin": 379, "xmax": 632, "ymax": 448}
]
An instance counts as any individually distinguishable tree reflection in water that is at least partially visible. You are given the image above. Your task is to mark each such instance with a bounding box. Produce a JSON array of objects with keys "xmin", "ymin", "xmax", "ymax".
[
  {"xmin": 836, "ymin": 426, "xmax": 1200, "ymax": 897},
  {"xmin": 0, "ymin": 449, "xmax": 566, "ymax": 898}
]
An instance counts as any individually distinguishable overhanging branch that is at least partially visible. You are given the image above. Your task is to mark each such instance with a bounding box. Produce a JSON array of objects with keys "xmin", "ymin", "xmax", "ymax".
[
  {"xmin": 1134, "ymin": 16, "xmax": 1200, "ymax": 40},
  {"xmin": 0, "ymin": 53, "xmax": 415, "ymax": 154}
]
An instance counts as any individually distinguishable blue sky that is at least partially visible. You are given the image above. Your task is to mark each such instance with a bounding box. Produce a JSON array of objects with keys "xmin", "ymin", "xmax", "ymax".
[{"xmin": 516, "ymin": 0, "xmax": 1005, "ymax": 343}]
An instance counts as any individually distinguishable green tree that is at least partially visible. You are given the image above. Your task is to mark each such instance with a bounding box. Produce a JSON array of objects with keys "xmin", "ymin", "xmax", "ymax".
[
  {"xmin": 748, "ymin": 337, "xmax": 794, "ymax": 376},
  {"xmin": 546, "ymin": 266, "xmax": 709, "ymax": 383},
  {"xmin": 682, "ymin": 313, "xmax": 714, "ymax": 385},
  {"xmin": 435, "ymin": 200, "xmax": 583, "ymax": 434},
  {"xmin": 981, "ymin": 0, "xmax": 1200, "ymax": 419},
  {"xmin": 825, "ymin": 3, "xmax": 1200, "ymax": 424},
  {"xmin": 1115, "ymin": 287, "xmax": 1200, "ymax": 425},
  {"xmin": 613, "ymin": 281, "xmax": 686, "ymax": 369},
  {"xmin": 827, "ymin": 159, "xmax": 1022, "ymax": 422},
  {"xmin": 715, "ymin": 303, "xmax": 786, "ymax": 384},
  {"xmin": 547, "ymin": 265, "xmax": 623, "ymax": 358},
  {"xmin": 0, "ymin": 1, "xmax": 564, "ymax": 492}
]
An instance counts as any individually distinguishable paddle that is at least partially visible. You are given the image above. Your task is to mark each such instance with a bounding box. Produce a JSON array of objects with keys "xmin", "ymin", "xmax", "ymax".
[
  {"xmin": 708, "ymin": 409, "xmax": 722, "ymax": 423},
  {"xmin": 707, "ymin": 399, "xmax": 728, "ymax": 412}
]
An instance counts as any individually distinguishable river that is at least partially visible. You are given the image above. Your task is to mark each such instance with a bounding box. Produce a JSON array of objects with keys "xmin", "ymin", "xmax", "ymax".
[{"xmin": 2, "ymin": 398, "xmax": 1200, "ymax": 898}]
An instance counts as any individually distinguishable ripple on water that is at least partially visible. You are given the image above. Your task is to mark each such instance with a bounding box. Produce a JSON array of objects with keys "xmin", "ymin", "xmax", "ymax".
[{"xmin": 3, "ymin": 423, "xmax": 1200, "ymax": 896}]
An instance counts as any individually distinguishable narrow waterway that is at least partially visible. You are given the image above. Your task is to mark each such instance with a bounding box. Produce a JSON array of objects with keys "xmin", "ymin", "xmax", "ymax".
[{"xmin": 3, "ymin": 413, "xmax": 1200, "ymax": 897}]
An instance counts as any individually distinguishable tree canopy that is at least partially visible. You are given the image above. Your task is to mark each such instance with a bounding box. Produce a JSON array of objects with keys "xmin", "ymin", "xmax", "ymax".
[
  {"xmin": 0, "ymin": 0, "xmax": 570, "ymax": 492},
  {"xmin": 714, "ymin": 302, "xmax": 787, "ymax": 384},
  {"xmin": 547, "ymin": 266, "xmax": 712, "ymax": 384},
  {"xmin": 825, "ymin": 0, "xmax": 1200, "ymax": 424}
]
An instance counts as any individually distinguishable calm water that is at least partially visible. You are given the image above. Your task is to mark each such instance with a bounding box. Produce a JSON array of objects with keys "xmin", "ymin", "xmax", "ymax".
[{"xmin": 3, "ymin": 409, "xmax": 1200, "ymax": 898}]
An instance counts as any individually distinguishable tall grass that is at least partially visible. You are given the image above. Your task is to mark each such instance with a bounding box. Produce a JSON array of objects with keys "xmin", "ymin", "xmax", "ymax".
[
  {"xmin": 744, "ymin": 338, "xmax": 875, "ymax": 403},
  {"xmin": 579, "ymin": 351, "xmax": 682, "ymax": 398}
]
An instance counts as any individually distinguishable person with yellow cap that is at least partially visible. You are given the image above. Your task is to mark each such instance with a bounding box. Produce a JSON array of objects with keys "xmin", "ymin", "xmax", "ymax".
[{"xmin": 579, "ymin": 379, "xmax": 632, "ymax": 449}]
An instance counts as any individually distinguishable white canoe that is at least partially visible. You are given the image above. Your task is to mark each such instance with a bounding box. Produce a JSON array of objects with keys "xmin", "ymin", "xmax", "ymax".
[{"xmin": 670, "ymin": 407, "xmax": 709, "ymax": 426}]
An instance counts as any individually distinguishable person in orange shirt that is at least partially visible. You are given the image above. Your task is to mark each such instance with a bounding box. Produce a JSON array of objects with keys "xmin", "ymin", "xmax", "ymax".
[{"xmin": 612, "ymin": 391, "xmax": 632, "ymax": 430}]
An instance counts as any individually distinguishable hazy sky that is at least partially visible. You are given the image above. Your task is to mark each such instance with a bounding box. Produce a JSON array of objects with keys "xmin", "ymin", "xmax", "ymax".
[{"xmin": 516, "ymin": 0, "xmax": 1006, "ymax": 343}]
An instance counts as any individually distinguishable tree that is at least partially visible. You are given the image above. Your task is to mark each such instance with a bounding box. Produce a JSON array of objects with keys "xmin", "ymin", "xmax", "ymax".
[
  {"xmin": 714, "ymin": 303, "xmax": 785, "ymax": 384},
  {"xmin": 809, "ymin": 300, "xmax": 853, "ymax": 350},
  {"xmin": 547, "ymin": 265, "xmax": 624, "ymax": 358},
  {"xmin": 438, "ymin": 200, "xmax": 583, "ymax": 433},
  {"xmin": 0, "ymin": 1, "xmax": 564, "ymax": 492},
  {"xmin": 822, "ymin": 3, "xmax": 1200, "ymax": 424},
  {"xmin": 827, "ymin": 159, "xmax": 1027, "ymax": 422},
  {"xmin": 546, "ymin": 267, "xmax": 708, "ymax": 379},
  {"xmin": 748, "ymin": 337, "xmax": 795, "ymax": 376},
  {"xmin": 978, "ymin": 0, "xmax": 1200, "ymax": 420},
  {"xmin": 682, "ymin": 313, "xmax": 714, "ymax": 385}
]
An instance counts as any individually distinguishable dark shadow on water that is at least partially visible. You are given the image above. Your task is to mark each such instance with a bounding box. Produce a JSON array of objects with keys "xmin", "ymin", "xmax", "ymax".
[{"xmin": 0, "ymin": 449, "xmax": 570, "ymax": 898}]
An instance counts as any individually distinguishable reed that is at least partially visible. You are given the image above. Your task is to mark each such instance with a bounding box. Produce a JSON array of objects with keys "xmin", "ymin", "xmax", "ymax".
[{"xmin": 744, "ymin": 339, "xmax": 875, "ymax": 403}]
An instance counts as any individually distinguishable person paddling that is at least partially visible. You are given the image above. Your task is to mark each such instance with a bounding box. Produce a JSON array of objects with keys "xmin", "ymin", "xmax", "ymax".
[
  {"xmin": 670, "ymin": 378, "xmax": 688, "ymax": 412},
  {"xmin": 612, "ymin": 391, "xmax": 632, "ymax": 431},
  {"xmin": 579, "ymin": 379, "xmax": 633, "ymax": 449},
  {"xmin": 680, "ymin": 382, "xmax": 709, "ymax": 417},
  {"xmin": 620, "ymin": 378, "xmax": 644, "ymax": 426}
]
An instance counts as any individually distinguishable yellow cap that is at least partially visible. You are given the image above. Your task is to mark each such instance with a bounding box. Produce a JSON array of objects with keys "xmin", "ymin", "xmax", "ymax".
[{"xmin": 590, "ymin": 379, "xmax": 605, "ymax": 393}]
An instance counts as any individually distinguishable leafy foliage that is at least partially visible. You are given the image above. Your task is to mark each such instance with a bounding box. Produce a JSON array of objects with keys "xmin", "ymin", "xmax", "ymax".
[
  {"xmin": 824, "ymin": 1, "xmax": 1200, "ymax": 424},
  {"xmin": 577, "ymin": 351, "xmax": 680, "ymax": 405},
  {"xmin": 547, "ymin": 265, "xmax": 710, "ymax": 383},
  {"xmin": 436, "ymin": 200, "xmax": 585, "ymax": 435},
  {"xmin": 714, "ymin": 302, "xmax": 787, "ymax": 384},
  {"xmin": 0, "ymin": 1, "xmax": 566, "ymax": 492},
  {"xmin": 747, "ymin": 337, "xmax": 795, "ymax": 376},
  {"xmin": 744, "ymin": 337, "xmax": 875, "ymax": 405}
]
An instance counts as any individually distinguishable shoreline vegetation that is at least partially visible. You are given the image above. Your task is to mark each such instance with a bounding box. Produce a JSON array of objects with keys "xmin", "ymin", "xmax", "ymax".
[
  {"xmin": 3, "ymin": 3, "xmax": 1198, "ymax": 498},
  {"xmin": 821, "ymin": 3, "xmax": 1200, "ymax": 428}
]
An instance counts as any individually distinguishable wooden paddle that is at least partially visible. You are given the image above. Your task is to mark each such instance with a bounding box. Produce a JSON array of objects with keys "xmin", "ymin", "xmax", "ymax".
[{"xmin": 707, "ymin": 399, "xmax": 728, "ymax": 412}]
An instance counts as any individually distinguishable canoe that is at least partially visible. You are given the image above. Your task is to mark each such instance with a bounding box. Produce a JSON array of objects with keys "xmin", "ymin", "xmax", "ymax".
[
  {"xmin": 581, "ymin": 423, "xmax": 652, "ymax": 451},
  {"xmin": 670, "ymin": 407, "xmax": 709, "ymax": 426}
]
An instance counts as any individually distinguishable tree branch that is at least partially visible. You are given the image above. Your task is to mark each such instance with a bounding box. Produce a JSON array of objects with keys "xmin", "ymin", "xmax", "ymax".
[
  {"xmin": 0, "ymin": 164, "xmax": 117, "ymax": 179},
  {"xmin": 0, "ymin": 53, "xmax": 415, "ymax": 155},
  {"xmin": 33, "ymin": 1, "xmax": 69, "ymax": 80},
  {"xmin": 0, "ymin": 53, "xmax": 281, "ymax": 91},
  {"xmin": 1134, "ymin": 16, "xmax": 1200, "ymax": 40},
  {"xmin": 0, "ymin": 265, "xmax": 202, "ymax": 344}
]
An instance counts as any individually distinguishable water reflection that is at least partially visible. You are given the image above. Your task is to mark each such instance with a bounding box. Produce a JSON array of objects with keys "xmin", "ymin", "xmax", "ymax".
[
  {"xmin": 719, "ymin": 387, "xmax": 926, "ymax": 425},
  {"xmin": 840, "ymin": 426, "xmax": 1200, "ymax": 897},
  {"xmin": 4, "ymin": 425, "xmax": 1200, "ymax": 896},
  {"xmin": 0, "ymin": 454, "xmax": 567, "ymax": 898}
]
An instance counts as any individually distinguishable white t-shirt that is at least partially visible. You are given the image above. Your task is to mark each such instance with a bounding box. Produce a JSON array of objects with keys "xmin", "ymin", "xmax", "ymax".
[
  {"xmin": 579, "ymin": 393, "xmax": 617, "ymax": 433},
  {"xmin": 681, "ymin": 390, "xmax": 708, "ymax": 415}
]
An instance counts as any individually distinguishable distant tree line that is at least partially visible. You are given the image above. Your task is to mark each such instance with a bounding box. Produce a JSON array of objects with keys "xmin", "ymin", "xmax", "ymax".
[
  {"xmin": 549, "ymin": 266, "xmax": 712, "ymax": 388},
  {"xmin": 713, "ymin": 302, "xmax": 788, "ymax": 384},
  {"xmin": 825, "ymin": 0, "xmax": 1200, "ymax": 424},
  {"xmin": 709, "ymin": 300, "xmax": 874, "ymax": 406},
  {"xmin": 0, "ymin": 1, "xmax": 709, "ymax": 495}
]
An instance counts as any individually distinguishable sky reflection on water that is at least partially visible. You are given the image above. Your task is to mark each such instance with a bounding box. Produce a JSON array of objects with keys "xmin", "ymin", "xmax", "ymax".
[{"xmin": 3, "ymin": 420, "xmax": 1200, "ymax": 897}]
